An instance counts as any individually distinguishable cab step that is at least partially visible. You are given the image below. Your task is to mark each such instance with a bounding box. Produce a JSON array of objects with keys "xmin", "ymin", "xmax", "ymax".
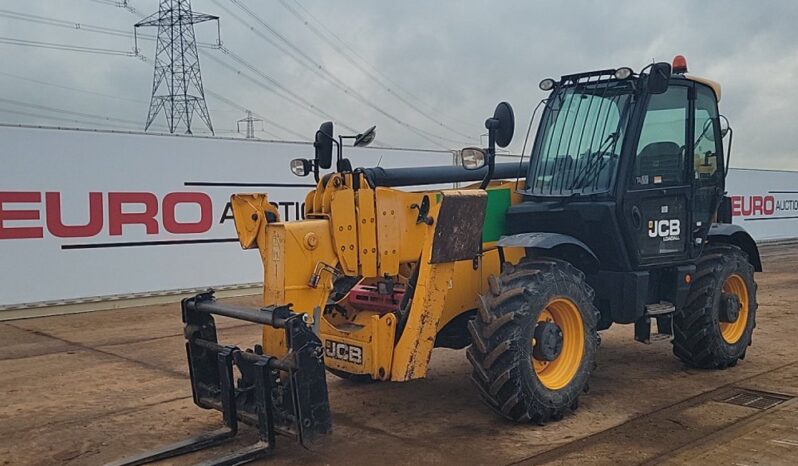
[
  {"xmin": 635, "ymin": 302, "xmax": 676, "ymax": 344},
  {"xmin": 649, "ymin": 332, "xmax": 672, "ymax": 343},
  {"xmin": 644, "ymin": 302, "xmax": 676, "ymax": 316}
]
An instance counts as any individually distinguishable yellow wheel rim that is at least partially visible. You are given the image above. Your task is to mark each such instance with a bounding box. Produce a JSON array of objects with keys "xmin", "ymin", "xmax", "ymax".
[
  {"xmin": 720, "ymin": 274, "xmax": 749, "ymax": 344},
  {"xmin": 531, "ymin": 298, "xmax": 585, "ymax": 390}
]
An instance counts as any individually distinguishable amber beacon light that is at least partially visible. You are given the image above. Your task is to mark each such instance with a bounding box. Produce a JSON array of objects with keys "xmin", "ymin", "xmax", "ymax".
[{"xmin": 672, "ymin": 54, "xmax": 688, "ymax": 74}]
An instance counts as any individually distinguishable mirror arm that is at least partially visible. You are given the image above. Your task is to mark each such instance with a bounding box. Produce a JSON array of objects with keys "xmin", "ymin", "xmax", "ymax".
[
  {"xmin": 335, "ymin": 136, "xmax": 344, "ymax": 165},
  {"xmin": 480, "ymin": 127, "xmax": 497, "ymax": 190},
  {"xmin": 724, "ymin": 126, "xmax": 734, "ymax": 177},
  {"xmin": 480, "ymin": 151, "xmax": 496, "ymax": 190}
]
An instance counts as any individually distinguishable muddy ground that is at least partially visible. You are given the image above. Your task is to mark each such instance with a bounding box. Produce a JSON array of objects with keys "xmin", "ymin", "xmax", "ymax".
[{"xmin": 1, "ymin": 242, "xmax": 797, "ymax": 465}]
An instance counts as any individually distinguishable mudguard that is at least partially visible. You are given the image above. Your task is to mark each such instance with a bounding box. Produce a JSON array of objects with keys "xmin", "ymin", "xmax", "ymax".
[
  {"xmin": 497, "ymin": 232, "xmax": 600, "ymax": 273},
  {"xmin": 707, "ymin": 223, "xmax": 763, "ymax": 271}
]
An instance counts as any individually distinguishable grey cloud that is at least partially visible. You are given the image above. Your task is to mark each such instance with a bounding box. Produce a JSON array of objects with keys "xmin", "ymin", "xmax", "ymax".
[{"xmin": 0, "ymin": 0, "xmax": 795, "ymax": 169}]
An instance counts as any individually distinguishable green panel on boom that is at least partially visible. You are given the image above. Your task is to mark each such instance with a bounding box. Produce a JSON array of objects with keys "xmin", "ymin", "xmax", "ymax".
[{"xmin": 482, "ymin": 188, "xmax": 511, "ymax": 243}]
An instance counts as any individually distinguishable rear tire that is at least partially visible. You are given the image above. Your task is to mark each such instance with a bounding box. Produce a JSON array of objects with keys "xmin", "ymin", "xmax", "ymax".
[
  {"xmin": 673, "ymin": 244, "xmax": 757, "ymax": 369},
  {"xmin": 467, "ymin": 258, "xmax": 598, "ymax": 423}
]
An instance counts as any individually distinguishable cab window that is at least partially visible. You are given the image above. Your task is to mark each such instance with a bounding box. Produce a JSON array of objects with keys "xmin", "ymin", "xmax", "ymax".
[
  {"xmin": 694, "ymin": 85, "xmax": 722, "ymax": 182},
  {"xmin": 632, "ymin": 86, "xmax": 688, "ymax": 187}
]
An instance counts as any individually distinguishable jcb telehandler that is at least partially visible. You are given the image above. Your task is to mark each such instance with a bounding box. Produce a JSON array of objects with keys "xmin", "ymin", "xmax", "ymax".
[{"xmin": 114, "ymin": 56, "xmax": 760, "ymax": 465}]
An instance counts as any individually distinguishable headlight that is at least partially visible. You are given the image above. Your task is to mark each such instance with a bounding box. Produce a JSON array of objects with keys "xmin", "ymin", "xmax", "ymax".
[
  {"xmin": 460, "ymin": 147, "xmax": 487, "ymax": 170},
  {"xmin": 290, "ymin": 158, "xmax": 311, "ymax": 177},
  {"xmin": 614, "ymin": 67, "xmax": 633, "ymax": 80}
]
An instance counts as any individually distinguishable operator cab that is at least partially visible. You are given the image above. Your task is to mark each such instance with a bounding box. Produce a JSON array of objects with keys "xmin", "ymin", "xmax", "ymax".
[{"xmin": 508, "ymin": 56, "xmax": 731, "ymax": 273}]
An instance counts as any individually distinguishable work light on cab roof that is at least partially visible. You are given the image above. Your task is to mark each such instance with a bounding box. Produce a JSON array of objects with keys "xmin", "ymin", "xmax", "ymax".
[
  {"xmin": 539, "ymin": 66, "xmax": 633, "ymax": 91},
  {"xmin": 539, "ymin": 78, "xmax": 555, "ymax": 91},
  {"xmin": 614, "ymin": 66, "xmax": 633, "ymax": 79}
]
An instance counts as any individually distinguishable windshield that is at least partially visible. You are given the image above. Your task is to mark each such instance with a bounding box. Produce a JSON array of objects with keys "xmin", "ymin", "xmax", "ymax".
[{"xmin": 527, "ymin": 80, "xmax": 635, "ymax": 196}]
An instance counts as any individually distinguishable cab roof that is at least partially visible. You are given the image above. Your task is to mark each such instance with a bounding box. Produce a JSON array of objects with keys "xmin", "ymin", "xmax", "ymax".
[{"xmin": 685, "ymin": 74, "xmax": 722, "ymax": 102}]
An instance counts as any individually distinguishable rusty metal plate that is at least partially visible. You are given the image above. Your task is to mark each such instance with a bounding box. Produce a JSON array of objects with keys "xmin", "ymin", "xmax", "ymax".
[{"xmin": 430, "ymin": 192, "xmax": 487, "ymax": 264}]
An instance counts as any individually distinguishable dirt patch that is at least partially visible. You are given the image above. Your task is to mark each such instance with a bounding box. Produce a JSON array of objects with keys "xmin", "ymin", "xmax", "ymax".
[{"xmin": 1, "ymin": 247, "xmax": 798, "ymax": 465}]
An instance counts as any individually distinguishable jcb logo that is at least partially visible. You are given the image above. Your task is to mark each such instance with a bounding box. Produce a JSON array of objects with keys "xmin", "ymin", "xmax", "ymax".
[
  {"xmin": 324, "ymin": 340, "xmax": 363, "ymax": 365},
  {"xmin": 648, "ymin": 219, "xmax": 681, "ymax": 241}
]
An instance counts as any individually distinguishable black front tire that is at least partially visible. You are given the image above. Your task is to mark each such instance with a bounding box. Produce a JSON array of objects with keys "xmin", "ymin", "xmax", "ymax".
[
  {"xmin": 467, "ymin": 258, "xmax": 599, "ymax": 423},
  {"xmin": 673, "ymin": 244, "xmax": 758, "ymax": 369}
]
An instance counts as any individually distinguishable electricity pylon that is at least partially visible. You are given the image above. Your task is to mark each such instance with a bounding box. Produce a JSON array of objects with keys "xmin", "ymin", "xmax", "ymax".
[{"xmin": 135, "ymin": 0, "xmax": 219, "ymax": 134}]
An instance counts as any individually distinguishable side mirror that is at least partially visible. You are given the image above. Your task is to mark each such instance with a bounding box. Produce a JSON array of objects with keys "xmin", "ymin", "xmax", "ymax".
[
  {"xmin": 719, "ymin": 116, "xmax": 731, "ymax": 138},
  {"xmin": 478, "ymin": 102, "xmax": 515, "ymax": 189},
  {"xmin": 460, "ymin": 147, "xmax": 487, "ymax": 170},
  {"xmin": 693, "ymin": 118, "xmax": 716, "ymax": 145},
  {"xmin": 314, "ymin": 121, "xmax": 334, "ymax": 169},
  {"xmin": 647, "ymin": 62, "xmax": 671, "ymax": 95},
  {"xmin": 486, "ymin": 101, "xmax": 515, "ymax": 148},
  {"xmin": 354, "ymin": 125, "xmax": 377, "ymax": 147},
  {"xmin": 290, "ymin": 158, "xmax": 312, "ymax": 177}
]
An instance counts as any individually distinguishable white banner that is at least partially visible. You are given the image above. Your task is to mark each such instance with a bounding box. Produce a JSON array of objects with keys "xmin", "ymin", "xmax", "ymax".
[
  {"xmin": 727, "ymin": 168, "xmax": 798, "ymax": 241},
  {"xmin": 0, "ymin": 125, "xmax": 453, "ymax": 308},
  {"xmin": 1, "ymin": 125, "xmax": 796, "ymax": 308}
]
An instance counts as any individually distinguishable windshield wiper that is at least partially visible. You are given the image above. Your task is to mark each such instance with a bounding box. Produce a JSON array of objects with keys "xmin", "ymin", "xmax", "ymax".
[{"xmin": 569, "ymin": 132, "xmax": 618, "ymax": 190}]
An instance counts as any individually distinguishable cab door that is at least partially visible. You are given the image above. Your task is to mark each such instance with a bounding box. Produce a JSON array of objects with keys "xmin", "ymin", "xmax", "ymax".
[
  {"xmin": 621, "ymin": 84, "xmax": 693, "ymax": 266},
  {"xmin": 690, "ymin": 84, "xmax": 725, "ymax": 257}
]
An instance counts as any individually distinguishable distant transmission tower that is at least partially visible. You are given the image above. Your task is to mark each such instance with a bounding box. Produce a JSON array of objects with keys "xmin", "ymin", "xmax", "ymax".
[
  {"xmin": 134, "ymin": 0, "xmax": 219, "ymax": 134},
  {"xmin": 237, "ymin": 111, "xmax": 263, "ymax": 139}
]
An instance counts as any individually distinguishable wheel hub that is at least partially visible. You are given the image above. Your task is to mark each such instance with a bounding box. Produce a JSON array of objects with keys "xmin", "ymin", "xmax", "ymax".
[
  {"xmin": 719, "ymin": 292, "xmax": 741, "ymax": 323},
  {"xmin": 533, "ymin": 321, "xmax": 563, "ymax": 362}
]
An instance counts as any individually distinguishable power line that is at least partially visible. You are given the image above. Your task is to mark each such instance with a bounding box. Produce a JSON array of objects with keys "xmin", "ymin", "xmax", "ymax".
[
  {"xmin": 0, "ymin": 107, "xmax": 139, "ymax": 129},
  {"xmin": 136, "ymin": 52, "xmax": 311, "ymax": 141},
  {"xmin": 206, "ymin": 47, "xmax": 401, "ymax": 144},
  {"xmin": 7, "ymin": 3, "xmax": 468, "ymax": 149},
  {"xmin": 84, "ymin": 0, "xmax": 140, "ymax": 15},
  {"xmin": 203, "ymin": 87, "xmax": 309, "ymax": 141},
  {"xmin": 277, "ymin": 0, "xmax": 476, "ymax": 139},
  {"xmin": 0, "ymin": 7, "xmax": 355, "ymax": 138},
  {"xmin": 0, "ymin": 7, "xmax": 389, "ymax": 144},
  {"xmin": 0, "ymin": 8, "xmax": 220, "ymax": 48},
  {"xmin": 0, "ymin": 95, "xmax": 164, "ymax": 128},
  {"xmin": 208, "ymin": 47, "xmax": 363, "ymax": 134},
  {"xmin": 0, "ymin": 71, "xmax": 147, "ymax": 104},
  {"xmin": 9, "ymin": 5, "xmax": 405, "ymax": 145},
  {"xmin": 0, "ymin": 36, "xmax": 135, "ymax": 56},
  {"xmin": 22, "ymin": 5, "xmax": 344, "ymax": 140},
  {"xmin": 0, "ymin": 31, "xmax": 306, "ymax": 139},
  {"xmin": 214, "ymin": 0, "xmax": 464, "ymax": 149},
  {"xmin": 0, "ymin": 8, "xmax": 134, "ymax": 39},
  {"xmin": 222, "ymin": 0, "xmax": 461, "ymax": 147},
  {"xmin": 289, "ymin": 0, "xmax": 475, "ymax": 130},
  {"xmin": 0, "ymin": 98, "xmax": 234, "ymax": 134},
  {"xmin": 206, "ymin": 84, "xmax": 391, "ymax": 146}
]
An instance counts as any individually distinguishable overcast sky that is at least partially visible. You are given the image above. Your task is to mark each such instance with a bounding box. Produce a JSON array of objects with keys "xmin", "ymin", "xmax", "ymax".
[{"xmin": 1, "ymin": 0, "xmax": 796, "ymax": 169}]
